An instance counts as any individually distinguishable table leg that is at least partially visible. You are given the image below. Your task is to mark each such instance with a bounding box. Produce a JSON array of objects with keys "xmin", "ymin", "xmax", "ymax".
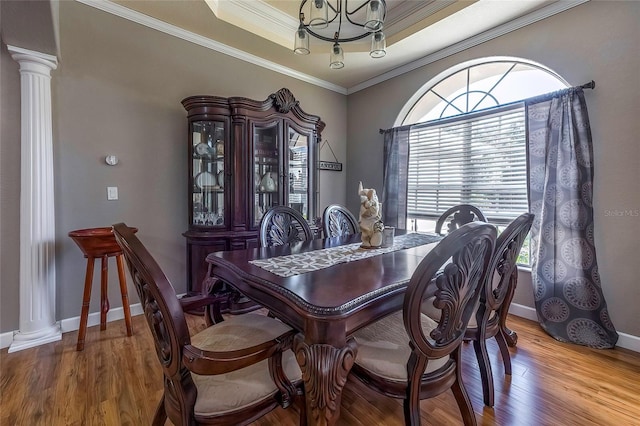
[
  {"xmin": 116, "ymin": 254, "xmax": 133, "ymax": 336},
  {"xmin": 76, "ymin": 257, "xmax": 95, "ymax": 351},
  {"xmin": 293, "ymin": 334, "xmax": 357, "ymax": 426},
  {"xmin": 100, "ymin": 256, "xmax": 109, "ymax": 331}
]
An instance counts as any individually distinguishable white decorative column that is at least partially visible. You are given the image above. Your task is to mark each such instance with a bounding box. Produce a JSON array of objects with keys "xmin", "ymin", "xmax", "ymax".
[{"xmin": 8, "ymin": 46, "xmax": 61, "ymax": 353}]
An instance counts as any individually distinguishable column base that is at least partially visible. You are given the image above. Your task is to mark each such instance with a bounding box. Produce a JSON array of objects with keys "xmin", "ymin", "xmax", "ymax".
[{"xmin": 8, "ymin": 323, "xmax": 62, "ymax": 353}]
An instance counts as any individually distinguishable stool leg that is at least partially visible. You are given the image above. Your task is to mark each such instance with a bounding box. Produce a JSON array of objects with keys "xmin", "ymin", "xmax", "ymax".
[
  {"xmin": 77, "ymin": 257, "xmax": 95, "ymax": 351},
  {"xmin": 100, "ymin": 256, "xmax": 109, "ymax": 331},
  {"xmin": 116, "ymin": 254, "xmax": 133, "ymax": 337}
]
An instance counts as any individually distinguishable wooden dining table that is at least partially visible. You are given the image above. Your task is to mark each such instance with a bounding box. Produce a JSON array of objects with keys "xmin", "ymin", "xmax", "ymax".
[{"xmin": 204, "ymin": 231, "xmax": 442, "ymax": 426}]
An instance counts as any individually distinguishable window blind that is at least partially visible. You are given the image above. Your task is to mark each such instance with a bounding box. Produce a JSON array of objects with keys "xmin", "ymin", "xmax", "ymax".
[{"xmin": 407, "ymin": 104, "xmax": 528, "ymax": 224}]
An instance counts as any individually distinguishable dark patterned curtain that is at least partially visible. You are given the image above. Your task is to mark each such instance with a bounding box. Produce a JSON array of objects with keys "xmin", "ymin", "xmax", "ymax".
[
  {"xmin": 381, "ymin": 126, "xmax": 410, "ymax": 229},
  {"xmin": 526, "ymin": 87, "xmax": 618, "ymax": 348}
]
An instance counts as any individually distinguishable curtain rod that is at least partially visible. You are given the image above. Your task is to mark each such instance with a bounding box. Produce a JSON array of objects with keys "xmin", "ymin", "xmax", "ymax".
[
  {"xmin": 580, "ymin": 80, "xmax": 595, "ymax": 89},
  {"xmin": 379, "ymin": 80, "xmax": 596, "ymax": 134}
]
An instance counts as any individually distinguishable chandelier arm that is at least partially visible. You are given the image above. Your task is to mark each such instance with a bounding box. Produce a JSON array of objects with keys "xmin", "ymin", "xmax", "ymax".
[
  {"xmin": 337, "ymin": 1, "xmax": 343, "ymax": 39},
  {"xmin": 305, "ymin": 27, "xmax": 371, "ymax": 43},
  {"xmin": 304, "ymin": 28, "xmax": 336, "ymax": 43},
  {"xmin": 326, "ymin": 1, "xmax": 340, "ymax": 14},
  {"xmin": 344, "ymin": 0, "xmax": 370, "ymax": 16},
  {"xmin": 298, "ymin": 0, "xmax": 339, "ymax": 14},
  {"xmin": 296, "ymin": 0, "xmax": 387, "ymax": 58},
  {"xmin": 344, "ymin": 0, "xmax": 386, "ymax": 33},
  {"xmin": 345, "ymin": 13, "xmax": 386, "ymax": 29},
  {"xmin": 325, "ymin": 0, "xmax": 340, "ymax": 24}
]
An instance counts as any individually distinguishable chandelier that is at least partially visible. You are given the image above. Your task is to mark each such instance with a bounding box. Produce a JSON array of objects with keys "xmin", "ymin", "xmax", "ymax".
[{"xmin": 294, "ymin": 0, "xmax": 387, "ymax": 69}]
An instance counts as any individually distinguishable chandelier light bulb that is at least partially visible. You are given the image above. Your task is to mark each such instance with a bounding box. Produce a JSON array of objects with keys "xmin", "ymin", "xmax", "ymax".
[
  {"xmin": 370, "ymin": 31, "xmax": 386, "ymax": 58},
  {"xmin": 309, "ymin": 0, "xmax": 329, "ymax": 28},
  {"xmin": 329, "ymin": 43, "xmax": 344, "ymax": 69},
  {"xmin": 294, "ymin": 27, "xmax": 310, "ymax": 54},
  {"xmin": 365, "ymin": 0, "xmax": 384, "ymax": 31}
]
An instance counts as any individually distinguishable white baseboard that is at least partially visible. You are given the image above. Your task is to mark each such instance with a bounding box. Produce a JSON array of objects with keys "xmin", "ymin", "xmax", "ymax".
[
  {"xmin": 3, "ymin": 302, "xmax": 639, "ymax": 354},
  {"xmin": 509, "ymin": 303, "xmax": 640, "ymax": 353},
  {"xmin": 59, "ymin": 303, "xmax": 144, "ymax": 333},
  {"xmin": 508, "ymin": 302, "xmax": 539, "ymax": 322},
  {"xmin": 1, "ymin": 304, "xmax": 144, "ymax": 350}
]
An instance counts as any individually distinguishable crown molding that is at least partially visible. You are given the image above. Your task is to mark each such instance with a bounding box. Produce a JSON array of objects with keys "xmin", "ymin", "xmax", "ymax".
[
  {"xmin": 205, "ymin": 0, "xmax": 298, "ymax": 50},
  {"xmin": 74, "ymin": 0, "xmax": 587, "ymax": 96},
  {"xmin": 348, "ymin": 0, "xmax": 590, "ymax": 94},
  {"xmin": 384, "ymin": 0, "xmax": 457, "ymax": 35},
  {"xmin": 74, "ymin": 0, "xmax": 347, "ymax": 94}
]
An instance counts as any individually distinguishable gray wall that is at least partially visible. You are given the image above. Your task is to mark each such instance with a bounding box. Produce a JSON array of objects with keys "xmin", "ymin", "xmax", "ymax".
[
  {"xmin": 2, "ymin": 1, "xmax": 639, "ymax": 341},
  {"xmin": 0, "ymin": 0, "xmax": 347, "ymax": 331},
  {"xmin": 347, "ymin": 1, "xmax": 640, "ymax": 336},
  {"xmin": 0, "ymin": 44, "xmax": 22, "ymax": 332}
]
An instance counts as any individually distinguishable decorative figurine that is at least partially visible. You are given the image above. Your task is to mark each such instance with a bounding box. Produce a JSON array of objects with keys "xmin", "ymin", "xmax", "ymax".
[{"xmin": 358, "ymin": 181, "xmax": 384, "ymax": 248}]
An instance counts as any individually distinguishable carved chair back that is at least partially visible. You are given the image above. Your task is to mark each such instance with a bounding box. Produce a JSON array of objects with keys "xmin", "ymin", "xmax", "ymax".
[
  {"xmin": 260, "ymin": 206, "xmax": 314, "ymax": 247},
  {"xmin": 404, "ymin": 222, "xmax": 496, "ymax": 360},
  {"xmin": 466, "ymin": 212, "xmax": 534, "ymax": 407},
  {"xmin": 435, "ymin": 204, "xmax": 487, "ymax": 235},
  {"xmin": 482, "ymin": 212, "xmax": 534, "ymax": 314},
  {"xmin": 112, "ymin": 223, "xmax": 198, "ymax": 424},
  {"xmin": 322, "ymin": 204, "xmax": 359, "ymax": 238}
]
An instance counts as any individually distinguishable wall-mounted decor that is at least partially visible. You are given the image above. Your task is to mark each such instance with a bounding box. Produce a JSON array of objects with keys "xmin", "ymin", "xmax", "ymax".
[
  {"xmin": 319, "ymin": 140, "xmax": 342, "ymax": 171},
  {"xmin": 319, "ymin": 160, "xmax": 342, "ymax": 171}
]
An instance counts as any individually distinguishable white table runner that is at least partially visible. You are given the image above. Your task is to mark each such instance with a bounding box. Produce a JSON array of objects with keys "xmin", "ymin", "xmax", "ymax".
[{"xmin": 249, "ymin": 233, "xmax": 442, "ymax": 277}]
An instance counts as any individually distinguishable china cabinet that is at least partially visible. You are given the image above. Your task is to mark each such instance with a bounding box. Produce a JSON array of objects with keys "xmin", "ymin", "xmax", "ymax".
[{"xmin": 182, "ymin": 89, "xmax": 325, "ymax": 300}]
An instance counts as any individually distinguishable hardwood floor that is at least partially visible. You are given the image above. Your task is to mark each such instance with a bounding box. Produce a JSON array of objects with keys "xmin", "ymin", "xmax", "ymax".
[{"xmin": 2, "ymin": 314, "xmax": 639, "ymax": 425}]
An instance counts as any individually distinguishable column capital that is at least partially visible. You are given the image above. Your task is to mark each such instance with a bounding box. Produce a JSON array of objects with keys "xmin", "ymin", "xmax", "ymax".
[{"xmin": 7, "ymin": 45, "xmax": 58, "ymax": 73}]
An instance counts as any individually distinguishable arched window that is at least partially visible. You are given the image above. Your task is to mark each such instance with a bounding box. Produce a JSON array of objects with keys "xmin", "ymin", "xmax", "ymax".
[
  {"xmin": 400, "ymin": 58, "xmax": 568, "ymax": 124},
  {"xmin": 399, "ymin": 58, "xmax": 568, "ymax": 264}
]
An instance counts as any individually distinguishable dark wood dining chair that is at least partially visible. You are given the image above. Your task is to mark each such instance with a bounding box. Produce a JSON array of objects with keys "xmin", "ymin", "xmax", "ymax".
[
  {"xmin": 259, "ymin": 205, "xmax": 314, "ymax": 247},
  {"xmin": 112, "ymin": 223, "xmax": 305, "ymax": 426},
  {"xmin": 464, "ymin": 212, "xmax": 534, "ymax": 407},
  {"xmin": 350, "ymin": 222, "xmax": 497, "ymax": 426},
  {"xmin": 435, "ymin": 204, "xmax": 487, "ymax": 235},
  {"xmin": 322, "ymin": 204, "xmax": 359, "ymax": 238}
]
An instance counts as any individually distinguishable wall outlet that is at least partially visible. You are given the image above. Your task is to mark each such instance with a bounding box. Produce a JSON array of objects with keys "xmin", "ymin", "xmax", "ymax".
[{"xmin": 107, "ymin": 186, "xmax": 118, "ymax": 200}]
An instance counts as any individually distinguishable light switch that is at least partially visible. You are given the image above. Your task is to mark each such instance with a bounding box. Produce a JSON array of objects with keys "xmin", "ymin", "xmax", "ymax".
[{"xmin": 107, "ymin": 186, "xmax": 118, "ymax": 200}]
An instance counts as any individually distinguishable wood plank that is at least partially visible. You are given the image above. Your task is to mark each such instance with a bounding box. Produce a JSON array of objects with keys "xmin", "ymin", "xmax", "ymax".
[{"xmin": 1, "ymin": 314, "xmax": 639, "ymax": 425}]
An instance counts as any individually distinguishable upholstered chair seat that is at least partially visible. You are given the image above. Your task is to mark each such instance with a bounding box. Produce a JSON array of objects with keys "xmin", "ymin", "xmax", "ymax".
[
  {"xmin": 353, "ymin": 311, "xmax": 449, "ymax": 382},
  {"xmin": 190, "ymin": 313, "xmax": 302, "ymax": 417}
]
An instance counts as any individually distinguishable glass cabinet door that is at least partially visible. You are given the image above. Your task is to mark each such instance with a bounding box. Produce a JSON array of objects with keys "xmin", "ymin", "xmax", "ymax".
[
  {"xmin": 253, "ymin": 122, "xmax": 281, "ymax": 226},
  {"xmin": 191, "ymin": 120, "xmax": 226, "ymax": 227},
  {"xmin": 287, "ymin": 127, "xmax": 309, "ymax": 219}
]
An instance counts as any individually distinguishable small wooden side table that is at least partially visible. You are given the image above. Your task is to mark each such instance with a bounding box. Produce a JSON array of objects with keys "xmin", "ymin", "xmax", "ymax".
[{"xmin": 68, "ymin": 226, "xmax": 138, "ymax": 351}]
